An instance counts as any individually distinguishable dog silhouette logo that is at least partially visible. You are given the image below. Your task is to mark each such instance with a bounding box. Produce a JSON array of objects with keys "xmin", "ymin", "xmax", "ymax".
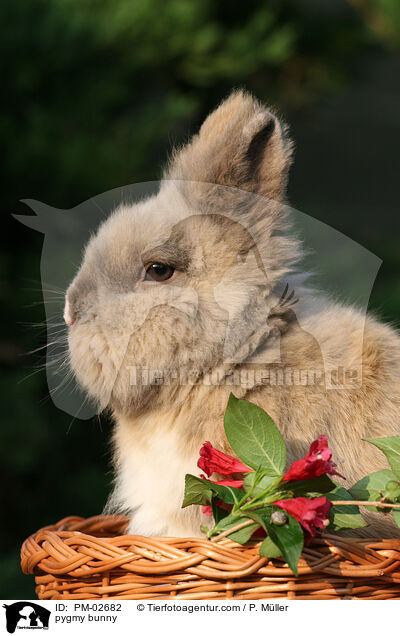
[{"xmin": 3, "ymin": 602, "xmax": 50, "ymax": 633}]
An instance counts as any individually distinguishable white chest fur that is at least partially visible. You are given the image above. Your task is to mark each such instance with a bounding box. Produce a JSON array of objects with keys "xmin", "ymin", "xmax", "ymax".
[{"xmin": 111, "ymin": 413, "xmax": 203, "ymax": 537}]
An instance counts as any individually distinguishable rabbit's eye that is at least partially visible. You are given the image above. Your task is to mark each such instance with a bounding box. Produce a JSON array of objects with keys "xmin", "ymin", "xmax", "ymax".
[{"xmin": 145, "ymin": 263, "xmax": 175, "ymax": 282}]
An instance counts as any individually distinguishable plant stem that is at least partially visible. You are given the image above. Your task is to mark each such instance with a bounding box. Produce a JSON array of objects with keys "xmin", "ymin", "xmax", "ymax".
[
  {"xmin": 234, "ymin": 482, "xmax": 256, "ymax": 509},
  {"xmin": 333, "ymin": 500, "xmax": 400, "ymax": 509},
  {"xmin": 240, "ymin": 495, "xmax": 280, "ymax": 512},
  {"xmin": 239, "ymin": 481, "xmax": 283, "ymax": 511}
]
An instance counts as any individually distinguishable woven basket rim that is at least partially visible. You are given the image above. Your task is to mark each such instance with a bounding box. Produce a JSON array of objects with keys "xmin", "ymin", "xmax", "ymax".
[{"xmin": 20, "ymin": 514, "xmax": 400, "ymax": 600}]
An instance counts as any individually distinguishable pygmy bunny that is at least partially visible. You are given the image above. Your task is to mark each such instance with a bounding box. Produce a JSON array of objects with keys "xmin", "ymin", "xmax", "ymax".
[{"xmin": 66, "ymin": 91, "xmax": 400, "ymax": 537}]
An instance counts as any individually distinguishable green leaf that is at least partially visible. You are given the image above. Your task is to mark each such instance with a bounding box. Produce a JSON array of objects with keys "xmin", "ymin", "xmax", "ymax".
[
  {"xmin": 224, "ymin": 394, "xmax": 286, "ymax": 478},
  {"xmin": 212, "ymin": 513, "xmax": 241, "ymax": 534},
  {"xmin": 182, "ymin": 474, "xmax": 213, "ymax": 508},
  {"xmin": 228, "ymin": 523, "xmax": 260, "ymax": 544},
  {"xmin": 365, "ymin": 437, "xmax": 400, "ymax": 479},
  {"xmin": 259, "ymin": 536, "xmax": 282, "ymax": 559},
  {"xmin": 267, "ymin": 513, "xmax": 303, "ymax": 576},
  {"xmin": 327, "ymin": 486, "xmax": 367, "ymax": 530},
  {"xmin": 350, "ymin": 469, "xmax": 395, "ymax": 513},
  {"xmin": 251, "ymin": 509, "xmax": 304, "ymax": 576},
  {"xmin": 207, "ymin": 480, "xmax": 243, "ymax": 504},
  {"xmin": 212, "ymin": 513, "xmax": 239, "ymax": 534},
  {"xmin": 280, "ymin": 474, "xmax": 336, "ymax": 496},
  {"xmin": 212, "ymin": 514, "xmax": 259, "ymax": 544},
  {"xmin": 242, "ymin": 470, "xmax": 278, "ymax": 497},
  {"xmin": 211, "ymin": 497, "xmax": 229, "ymax": 524},
  {"xmin": 182, "ymin": 474, "xmax": 243, "ymax": 508},
  {"xmin": 392, "ymin": 509, "xmax": 400, "ymax": 529}
]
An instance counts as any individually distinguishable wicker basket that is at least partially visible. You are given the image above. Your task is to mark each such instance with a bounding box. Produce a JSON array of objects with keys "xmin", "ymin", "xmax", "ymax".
[{"xmin": 20, "ymin": 515, "xmax": 400, "ymax": 600}]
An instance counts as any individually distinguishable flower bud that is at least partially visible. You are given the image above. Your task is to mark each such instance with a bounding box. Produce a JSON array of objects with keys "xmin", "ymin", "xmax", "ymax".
[{"xmin": 271, "ymin": 510, "xmax": 288, "ymax": 526}]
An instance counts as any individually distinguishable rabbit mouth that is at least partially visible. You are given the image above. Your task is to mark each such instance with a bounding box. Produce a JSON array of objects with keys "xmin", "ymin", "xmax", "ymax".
[
  {"xmin": 68, "ymin": 319, "xmax": 158, "ymax": 414},
  {"xmin": 68, "ymin": 321, "xmax": 120, "ymax": 409}
]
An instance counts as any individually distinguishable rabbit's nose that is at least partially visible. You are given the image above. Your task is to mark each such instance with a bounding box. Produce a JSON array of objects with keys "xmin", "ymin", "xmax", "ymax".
[{"xmin": 63, "ymin": 297, "xmax": 75, "ymax": 326}]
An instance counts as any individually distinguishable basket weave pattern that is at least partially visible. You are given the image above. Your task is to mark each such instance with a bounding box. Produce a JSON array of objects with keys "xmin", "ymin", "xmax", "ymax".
[{"xmin": 21, "ymin": 515, "xmax": 400, "ymax": 600}]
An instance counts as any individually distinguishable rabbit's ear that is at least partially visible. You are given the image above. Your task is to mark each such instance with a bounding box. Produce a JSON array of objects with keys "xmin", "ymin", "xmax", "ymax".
[{"xmin": 165, "ymin": 90, "xmax": 293, "ymax": 204}]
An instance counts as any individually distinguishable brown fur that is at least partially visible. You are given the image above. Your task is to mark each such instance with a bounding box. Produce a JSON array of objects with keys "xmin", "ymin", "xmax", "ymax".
[{"xmin": 65, "ymin": 91, "xmax": 400, "ymax": 537}]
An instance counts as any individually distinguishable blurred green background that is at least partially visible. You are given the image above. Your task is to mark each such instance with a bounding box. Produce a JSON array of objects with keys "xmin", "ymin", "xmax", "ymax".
[{"xmin": 1, "ymin": 0, "xmax": 400, "ymax": 598}]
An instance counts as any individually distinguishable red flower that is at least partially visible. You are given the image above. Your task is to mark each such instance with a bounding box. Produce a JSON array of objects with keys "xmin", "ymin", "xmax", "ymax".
[
  {"xmin": 199, "ymin": 475, "xmax": 244, "ymax": 488},
  {"xmin": 274, "ymin": 496, "xmax": 332, "ymax": 538},
  {"xmin": 198, "ymin": 441, "xmax": 250, "ymax": 478},
  {"xmin": 282, "ymin": 435, "xmax": 344, "ymax": 482},
  {"xmin": 212, "ymin": 478, "xmax": 245, "ymax": 488}
]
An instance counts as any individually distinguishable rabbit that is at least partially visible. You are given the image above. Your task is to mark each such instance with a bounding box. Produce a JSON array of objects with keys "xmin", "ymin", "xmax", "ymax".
[{"xmin": 65, "ymin": 90, "xmax": 400, "ymax": 538}]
